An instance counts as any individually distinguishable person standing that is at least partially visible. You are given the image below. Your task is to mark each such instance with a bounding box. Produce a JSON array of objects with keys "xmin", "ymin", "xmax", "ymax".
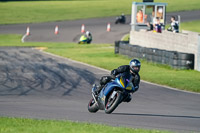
[
  {"xmin": 153, "ymin": 17, "xmax": 162, "ymax": 33},
  {"xmin": 167, "ymin": 16, "xmax": 179, "ymax": 33},
  {"xmin": 137, "ymin": 10, "xmax": 144, "ymax": 23}
]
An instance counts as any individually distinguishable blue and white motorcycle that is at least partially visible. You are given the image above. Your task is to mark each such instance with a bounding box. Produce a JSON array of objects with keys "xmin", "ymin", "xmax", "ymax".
[{"xmin": 88, "ymin": 73, "xmax": 135, "ymax": 114}]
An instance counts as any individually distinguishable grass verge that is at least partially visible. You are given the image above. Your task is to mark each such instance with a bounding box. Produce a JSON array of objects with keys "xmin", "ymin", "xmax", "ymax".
[
  {"xmin": 0, "ymin": 0, "xmax": 200, "ymax": 24},
  {"xmin": 122, "ymin": 34, "xmax": 130, "ymax": 41},
  {"xmin": 0, "ymin": 117, "xmax": 172, "ymax": 133},
  {"xmin": 0, "ymin": 34, "xmax": 200, "ymax": 93},
  {"xmin": 181, "ymin": 20, "xmax": 200, "ymax": 33}
]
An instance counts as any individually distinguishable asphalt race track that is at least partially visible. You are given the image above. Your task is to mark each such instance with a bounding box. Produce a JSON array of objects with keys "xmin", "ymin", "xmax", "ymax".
[
  {"xmin": 0, "ymin": 10, "xmax": 200, "ymax": 132},
  {"xmin": 0, "ymin": 48, "xmax": 200, "ymax": 133}
]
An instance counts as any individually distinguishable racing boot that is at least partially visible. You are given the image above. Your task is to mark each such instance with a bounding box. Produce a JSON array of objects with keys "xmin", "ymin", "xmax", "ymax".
[{"xmin": 123, "ymin": 93, "xmax": 132, "ymax": 103}]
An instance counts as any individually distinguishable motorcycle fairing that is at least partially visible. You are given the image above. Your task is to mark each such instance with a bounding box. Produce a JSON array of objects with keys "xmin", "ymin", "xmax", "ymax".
[
  {"xmin": 102, "ymin": 74, "xmax": 134, "ymax": 96},
  {"xmin": 97, "ymin": 82, "xmax": 120, "ymax": 110},
  {"xmin": 96, "ymin": 74, "xmax": 136, "ymax": 110},
  {"xmin": 80, "ymin": 35, "xmax": 87, "ymax": 42},
  {"xmin": 103, "ymin": 80, "xmax": 121, "ymax": 96}
]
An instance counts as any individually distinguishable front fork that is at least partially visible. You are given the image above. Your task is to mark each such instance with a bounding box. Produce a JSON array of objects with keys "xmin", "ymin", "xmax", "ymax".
[
  {"xmin": 92, "ymin": 85, "xmax": 99, "ymax": 107},
  {"xmin": 92, "ymin": 93, "xmax": 98, "ymax": 105}
]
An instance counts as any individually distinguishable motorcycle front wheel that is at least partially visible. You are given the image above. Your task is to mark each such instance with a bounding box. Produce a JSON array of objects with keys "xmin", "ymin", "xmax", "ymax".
[
  {"xmin": 105, "ymin": 91, "xmax": 122, "ymax": 114},
  {"xmin": 88, "ymin": 98, "xmax": 99, "ymax": 113}
]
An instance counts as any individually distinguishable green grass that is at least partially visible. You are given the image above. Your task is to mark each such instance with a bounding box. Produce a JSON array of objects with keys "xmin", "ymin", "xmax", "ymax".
[
  {"xmin": 0, "ymin": 0, "xmax": 200, "ymax": 24},
  {"xmin": 0, "ymin": 34, "xmax": 200, "ymax": 93},
  {"xmin": 122, "ymin": 34, "xmax": 130, "ymax": 41},
  {"xmin": 0, "ymin": 117, "xmax": 172, "ymax": 133},
  {"xmin": 181, "ymin": 20, "xmax": 200, "ymax": 33}
]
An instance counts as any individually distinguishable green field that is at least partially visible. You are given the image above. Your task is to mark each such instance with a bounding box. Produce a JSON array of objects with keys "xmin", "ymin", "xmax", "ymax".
[
  {"xmin": 0, "ymin": 117, "xmax": 172, "ymax": 133},
  {"xmin": 0, "ymin": 34, "xmax": 200, "ymax": 93},
  {"xmin": 0, "ymin": 0, "xmax": 200, "ymax": 24},
  {"xmin": 181, "ymin": 20, "xmax": 200, "ymax": 33}
]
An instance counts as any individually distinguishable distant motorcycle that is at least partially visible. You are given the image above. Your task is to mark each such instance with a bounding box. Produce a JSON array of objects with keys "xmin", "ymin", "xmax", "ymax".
[
  {"xmin": 78, "ymin": 35, "xmax": 89, "ymax": 44},
  {"xmin": 115, "ymin": 15, "xmax": 126, "ymax": 24},
  {"xmin": 88, "ymin": 73, "xmax": 135, "ymax": 114},
  {"xmin": 78, "ymin": 35, "xmax": 92, "ymax": 44}
]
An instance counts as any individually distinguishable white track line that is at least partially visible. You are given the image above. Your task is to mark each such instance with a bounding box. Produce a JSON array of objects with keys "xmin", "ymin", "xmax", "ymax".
[
  {"xmin": 21, "ymin": 34, "xmax": 28, "ymax": 43},
  {"xmin": 38, "ymin": 49, "xmax": 200, "ymax": 95}
]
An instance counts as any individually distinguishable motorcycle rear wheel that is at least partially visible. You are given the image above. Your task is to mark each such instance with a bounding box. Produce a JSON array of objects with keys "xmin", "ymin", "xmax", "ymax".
[
  {"xmin": 105, "ymin": 91, "xmax": 122, "ymax": 114},
  {"xmin": 88, "ymin": 98, "xmax": 99, "ymax": 113}
]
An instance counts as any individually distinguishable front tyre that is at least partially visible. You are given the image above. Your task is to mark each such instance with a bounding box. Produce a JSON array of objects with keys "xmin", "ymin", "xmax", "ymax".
[
  {"xmin": 88, "ymin": 98, "xmax": 99, "ymax": 113},
  {"xmin": 105, "ymin": 91, "xmax": 122, "ymax": 114}
]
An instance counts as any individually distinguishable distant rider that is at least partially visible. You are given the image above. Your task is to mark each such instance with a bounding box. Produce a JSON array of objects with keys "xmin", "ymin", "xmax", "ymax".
[
  {"xmin": 85, "ymin": 31, "xmax": 92, "ymax": 44},
  {"xmin": 115, "ymin": 13, "xmax": 126, "ymax": 24},
  {"xmin": 94, "ymin": 59, "xmax": 141, "ymax": 102},
  {"xmin": 120, "ymin": 13, "xmax": 126, "ymax": 23}
]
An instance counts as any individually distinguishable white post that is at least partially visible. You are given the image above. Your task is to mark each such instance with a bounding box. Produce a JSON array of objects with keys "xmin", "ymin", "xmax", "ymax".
[
  {"xmin": 131, "ymin": 2, "xmax": 137, "ymax": 31},
  {"xmin": 197, "ymin": 35, "xmax": 200, "ymax": 71},
  {"xmin": 178, "ymin": 15, "xmax": 181, "ymax": 32}
]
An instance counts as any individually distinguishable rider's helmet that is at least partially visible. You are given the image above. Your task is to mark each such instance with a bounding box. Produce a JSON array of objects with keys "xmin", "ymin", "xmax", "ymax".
[
  {"xmin": 129, "ymin": 59, "xmax": 141, "ymax": 73},
  {"xmin": 86, "ymin": 31, "xmax": 90, "ymax": 37}
]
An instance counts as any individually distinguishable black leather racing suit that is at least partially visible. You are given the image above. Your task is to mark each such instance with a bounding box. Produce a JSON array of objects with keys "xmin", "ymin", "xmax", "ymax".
[{"xmin": 97, "ymin": 65, "xmax": 140, "ymax": 93}]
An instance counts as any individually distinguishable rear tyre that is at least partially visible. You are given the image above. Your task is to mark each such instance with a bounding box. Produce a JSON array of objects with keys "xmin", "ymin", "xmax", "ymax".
[
  {"xmin": 105, "ymin": 91, "xmax": 122, "ymax": 114},
  {"xmin": 88, "ymin": 98, "xmax": 99, "ymax": 113}
]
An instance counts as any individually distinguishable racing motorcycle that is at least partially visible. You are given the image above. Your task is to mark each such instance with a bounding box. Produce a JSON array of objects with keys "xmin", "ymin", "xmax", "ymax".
[
  {"xmin": 115, "ymin": 15, "xmax": 126, "ymax": 24},
  {"xmin": 78, "ymin": 35, "xmax": 88, "ymax": 44},
  {"xmin": 88, "ymin": 73, "xmax": 135, "ymax": 114},
  {"xmin": 78, "ymin": 35, "xmax": 92, "ymax": 44}
]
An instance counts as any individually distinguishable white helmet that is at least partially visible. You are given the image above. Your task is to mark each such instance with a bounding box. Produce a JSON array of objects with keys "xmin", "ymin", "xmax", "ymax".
[{"xmin": 86, "ymin": 31, "xmax": 90, "ymax": 36}]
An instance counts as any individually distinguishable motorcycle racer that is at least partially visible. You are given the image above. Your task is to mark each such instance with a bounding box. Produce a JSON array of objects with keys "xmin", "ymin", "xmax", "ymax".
[
  {"xmin": 94, "ymin": 59, "xmax": 141, "ymax": 102},
  {"xmin": 78, "ymin": 31, "xmax": 92, "ymax": 44},
  {"xmin": 115, "ymin": 13, "xmax": 126, "ymax": 24},
  {"xmin": 85, "ymin": 31, "xmax": 92, "ymax": 44}
]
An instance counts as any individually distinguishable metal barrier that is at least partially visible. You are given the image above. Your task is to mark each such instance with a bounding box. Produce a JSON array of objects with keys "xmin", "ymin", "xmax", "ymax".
[{"xmin": 115, "ymin": 41, "xmax": 194, "ymax": 69}]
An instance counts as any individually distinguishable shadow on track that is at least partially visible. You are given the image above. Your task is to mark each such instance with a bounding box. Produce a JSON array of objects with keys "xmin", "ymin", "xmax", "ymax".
[
  {"xmin": 112, "ymin": 113, "xmax": 200, "ymax": 119},
  {"xmin": 0, "ymin": 48, "xmax": 98, "ymax": 97}
]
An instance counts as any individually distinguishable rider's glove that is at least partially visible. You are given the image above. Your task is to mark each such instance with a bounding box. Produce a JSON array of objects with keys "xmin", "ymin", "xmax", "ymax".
[
  {"xmin": 111, "ymin": 69, "xmax": 117, "ymax": 76},
  {"xmin": 111, "ymin": 69, "xmax": 117, "ymax": 79}
]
